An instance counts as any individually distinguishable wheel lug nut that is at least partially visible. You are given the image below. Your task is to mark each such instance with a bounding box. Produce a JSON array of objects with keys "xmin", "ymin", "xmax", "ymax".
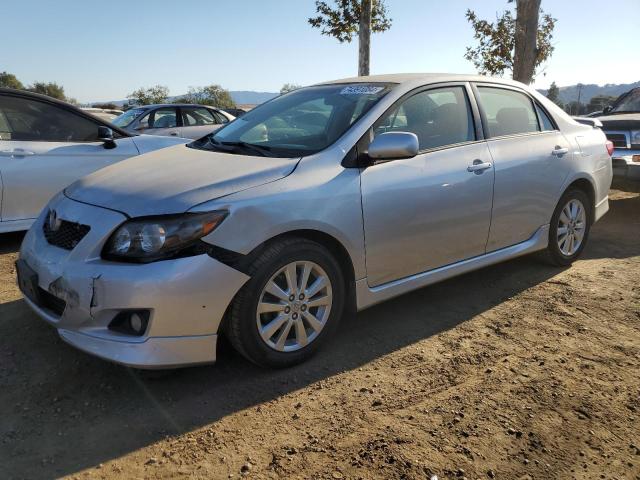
[
  {"xmin": 292, "ymin": 313, "xmax": 298, "ymax": 319},
  {"xmin": 284, "ymin": 307, "xmax": 291, "ymax": 314},
  {"xmin": 299, "ymin": 293, "xmax": 305, "ymax": 300},
  {"xmin": 289, "ymin": 294, "xmax": 295, "ymax": 301},
  {"xmin": 301, "ymin": 305, "xmax": 307, "ymax": 311}
]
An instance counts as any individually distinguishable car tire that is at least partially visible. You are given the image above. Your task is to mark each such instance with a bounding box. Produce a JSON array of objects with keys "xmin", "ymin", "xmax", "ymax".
[
  {"xmin": 226, "ymin": 237, "xmax": 345, "ymax": 368},
  {"xmin": 544, "ymin": 188, "xmax": 592, "ymax": 266}
]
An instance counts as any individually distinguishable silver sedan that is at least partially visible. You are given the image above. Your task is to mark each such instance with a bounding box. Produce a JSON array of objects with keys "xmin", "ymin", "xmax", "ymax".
[{"xmin": 18, "ymin": 74, "xmax": 612, "ymax": 369}]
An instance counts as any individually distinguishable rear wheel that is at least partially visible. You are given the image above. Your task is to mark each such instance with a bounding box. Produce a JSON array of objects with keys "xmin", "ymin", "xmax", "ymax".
[
  {"xmin": 544, "ymin": 188, "xmax": 592, "ymax": 266},
  {"xmin": 226, "ymin": 238, "xmax": 345, "ymax": 368}
]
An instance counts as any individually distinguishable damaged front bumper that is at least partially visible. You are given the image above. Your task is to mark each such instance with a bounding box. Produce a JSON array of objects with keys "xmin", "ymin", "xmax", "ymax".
[{"xmin": 18, "ymin": 193, "xmax": 249, "ymax": 369}]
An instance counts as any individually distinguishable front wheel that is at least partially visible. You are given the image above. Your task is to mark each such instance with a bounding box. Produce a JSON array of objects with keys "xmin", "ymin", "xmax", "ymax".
[
  {"xmin": 226, "ymin": 238, "xmax": 345, "ymax": 368},
  {"xmin": 544, "ymin": 189, "xmax": 592, "ymax": 266}
]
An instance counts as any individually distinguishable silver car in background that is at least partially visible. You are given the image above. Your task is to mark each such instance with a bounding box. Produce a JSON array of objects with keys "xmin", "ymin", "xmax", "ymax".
[
  {"xmin": 112, "ymin": 104, "xmax": 235, "ymax": 139},
  {"xmin": 18, "ymin": 74, "xmax": 612, "ymax": 369}
]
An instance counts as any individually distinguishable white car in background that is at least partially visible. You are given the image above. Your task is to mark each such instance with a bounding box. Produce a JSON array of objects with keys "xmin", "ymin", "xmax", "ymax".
[
  {"xmin": 81, "ymin": 107, "xmax": 124, "ymax": 122},
  {"xmin": 112, "ymin": 104, "xmax": 235, "ymax": 139},
  {"xmin": 0, "ymin": 88, "xmax": 188, "ymax": 233}
]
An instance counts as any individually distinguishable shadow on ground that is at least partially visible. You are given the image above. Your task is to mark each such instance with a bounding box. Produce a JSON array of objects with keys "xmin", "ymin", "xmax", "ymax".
[{"xmin": 0, "ymin": 192, "xmax": 638, "ymax": 479}]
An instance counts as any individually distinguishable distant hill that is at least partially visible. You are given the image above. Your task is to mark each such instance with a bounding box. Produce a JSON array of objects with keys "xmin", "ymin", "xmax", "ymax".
[
  {"xmin": 100, "ymin": 90, "xmax": 279, "ymax": 107},
  {"xmin": 538, "ymin": 81, "xmax": 640, "ymax": 104}
]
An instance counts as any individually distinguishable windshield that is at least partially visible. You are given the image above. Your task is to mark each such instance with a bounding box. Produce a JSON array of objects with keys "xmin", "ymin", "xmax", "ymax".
[
  {"xmin": 112, "ymin": 108, "xmax": 146, "ymax": 127},
  {"xmin": 612, "ymin": 89, "xmax": 640, "ymax": 113},
  {"xmin": 192, "ymin": 83, "xmax": 392, "ymax": 157}
]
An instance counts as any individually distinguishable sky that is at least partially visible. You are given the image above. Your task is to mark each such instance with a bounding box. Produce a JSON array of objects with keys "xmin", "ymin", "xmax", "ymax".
[{"xmin": 2, "ymin": 0, "xmax": 639, "ymax": 103}]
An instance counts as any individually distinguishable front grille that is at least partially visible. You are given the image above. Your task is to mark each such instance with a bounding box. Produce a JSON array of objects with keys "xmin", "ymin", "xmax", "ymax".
[
  {"xmin": 605, "ymin": 132, "xmax": 629, "ymax": 149},
  {"xmin": 43, "ymin": 220, "xmax": 90, "ymax": 250},
  {"xmin": 37, "ymin": 287, "xmax": 66, "ymax": 316}
]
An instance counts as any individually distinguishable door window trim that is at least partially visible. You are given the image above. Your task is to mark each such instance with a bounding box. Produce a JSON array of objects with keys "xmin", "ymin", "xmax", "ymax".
[
  {"xmin": 344, "ymin": 81, "xmax": 486, "ymax": 167},
  {"xmin": 470, "ymin": 82, "xmax": 559, "ymax": 140}
]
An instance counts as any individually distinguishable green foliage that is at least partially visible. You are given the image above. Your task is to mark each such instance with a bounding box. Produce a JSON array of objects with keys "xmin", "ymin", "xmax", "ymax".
[
  {"xmin": 92, "ymin": 102, "xmax": 119, "ymax": 110},
  {"xmin": 0, "ymin": 71, "xmax": 24, "ymax": 90},
  {"xmin": 174, "ymin": 85, "xmax": 236, "ymax": 109},
  {"xmin": 308, "ymin": 0, "xmax": 391, "ymax": 43},
  {"xmin": 280, "ymin": 83, "xmax": 301, "ymax": 94},
  {"xmin": 546, "ymin": 81, "xmax": 563, "ymax": 108},
  {"xmin": 127, "ymin": 85, "xmax": 169, "ymax": 106},
  {"xmin": 464, "ymin": 6, "xmax": 556, "ymax": 80},
  {"xmin": 27, "ymin": 82, "xmax": 66, "ymax": 100},
  {"xmin": 564, "ymin": 101, "xmax": 586, "ymax": 116},
  {"xmin": 587, "ymin": 95, "xmax": 617, "ymax": 113}
]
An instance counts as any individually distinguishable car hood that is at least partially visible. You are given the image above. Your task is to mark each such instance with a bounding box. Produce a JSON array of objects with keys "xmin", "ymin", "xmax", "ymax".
[
  {"xmin": 598, "ymin": 113, "xmax": 640, "ymax": 130},
  {"xmin": 65, "ymin": 144, "xmax": 300, "ymax": 217},
  {"xmin": 131, "ymin": 134, "xmax": 190, "ymax": 153}
]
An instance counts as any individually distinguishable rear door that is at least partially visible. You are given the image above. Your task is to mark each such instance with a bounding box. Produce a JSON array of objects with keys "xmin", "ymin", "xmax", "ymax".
[
  {"xmin": 0, "ymin": 93, "xmax": 138, "ymax": 224},
  {"xmin": 179, "ymin": 107, "xmax": 227, "ymax": 139},
  {"xmin": 360, "ymin": 83, "xmax": 495, "ymax": 286},
  {"xmin": 473, "ymin": 84, "xmax": 571, "ymax": 251}
]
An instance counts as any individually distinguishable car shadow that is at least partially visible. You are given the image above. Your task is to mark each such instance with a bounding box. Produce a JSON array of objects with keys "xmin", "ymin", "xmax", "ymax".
[
  {"xmin": 1, "ymin": 192, "xmax": 637, "ymax": 479},
  {"xmin": 0, "ymin": 231, "xmax": 24, "ymax": 255}
]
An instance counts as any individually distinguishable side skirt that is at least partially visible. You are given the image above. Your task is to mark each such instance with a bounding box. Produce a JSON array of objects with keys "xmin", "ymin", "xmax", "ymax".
[
  {"xmin": 0, "ymin": 218, "xmax": 35, "ymax": 234},
  {"xmin": 355, "ymin": 224, "xmax": 549, "ymax": 311}
]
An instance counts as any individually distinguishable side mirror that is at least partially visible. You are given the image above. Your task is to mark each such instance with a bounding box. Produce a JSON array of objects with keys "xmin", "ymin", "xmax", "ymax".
[
  {"xmin": 367, "ymin": 132, "xmax": 419, "ymax": 163},
  {"xmin": 603, "ymin": 105, "xmax": 612, "ymax": 114},
  {"xmin": 98, "ymin": 126, "xmax": 116, "ymax": 149}
]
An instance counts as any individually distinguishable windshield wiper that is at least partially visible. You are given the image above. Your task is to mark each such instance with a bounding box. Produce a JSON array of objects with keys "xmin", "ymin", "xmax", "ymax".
[{"xmin": 220, "ymin": 141, "xmax": 275, "ymax": 157}]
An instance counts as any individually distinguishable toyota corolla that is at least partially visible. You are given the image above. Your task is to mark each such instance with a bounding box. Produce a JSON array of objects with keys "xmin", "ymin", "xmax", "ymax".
[{"xmin": 17, "ymin": 74, "xmax": 613, "ymax": 369}]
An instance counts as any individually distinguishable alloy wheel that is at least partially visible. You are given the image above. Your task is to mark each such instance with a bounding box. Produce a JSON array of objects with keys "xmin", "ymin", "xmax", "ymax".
[
  {"xmin": 256, "ymin": 261, "xmax": 333, "ymax": 352},
  {"xmin": 557, "ymin": 198, "xmax": 586, "ymax": 256}
]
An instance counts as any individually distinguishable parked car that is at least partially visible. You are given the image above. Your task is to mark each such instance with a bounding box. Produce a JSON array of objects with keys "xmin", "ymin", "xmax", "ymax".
[
  {"xmin": 18, "ymin": 74, "xmax": 612, "ymax": 369},
  {"xmin": 112, "ymin": 104, "xmax": 235, "ymax": 139},
  {"xmin": 81, "ymin": 107, "xmax": 124, "ymax": 122},
  {"xmin": 0, "ymin": 88, "xmax": 189, "ymax": 233},
  {"xmin": 222, "ymin": 108, "xmax": 248, "ymax": 118},
  {"xmin": 596, "ymin": 87, "xmax": 640, "ymax": 179}
]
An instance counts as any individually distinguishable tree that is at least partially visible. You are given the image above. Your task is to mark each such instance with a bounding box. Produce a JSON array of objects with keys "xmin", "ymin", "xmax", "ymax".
[
  {"xmin": 464, "ymin": 1, "xmax": 556, "ymax": 84},
  {"xmin": 280, "ymin": 83, "xmax": 301, "ymax": 94},
  {"xmin": 27, "ymin": 82, "xmax": 66, "ymax": 100},
  {"xmin": 546, "ymin": 81, "xmax": 563, "ymax": 109},
  {"xmin": 174, "ymin": 85, "xmax": 235, "ymax": 108},
  {"xmin": 587, "ymin": 95, "xmax": 617, "ymax": 113},
  {"xmin": 308, "ymin": 0, "xmax": 392, "ymax": 76},
  {"xmin": 0, "ymin": 71, "xmax": 24, "ymax": 90},
  {"xmin": 127, "ymin": 85, "xmax": 169, "ymax": 105}
]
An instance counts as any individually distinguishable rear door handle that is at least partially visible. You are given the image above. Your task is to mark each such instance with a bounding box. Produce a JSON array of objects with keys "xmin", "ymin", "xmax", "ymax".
[
  {"xmin": 552, "ymin": 146, "xmax": 569, "ymax": 157},
  {"xmin": 0, "ymin": 149, "xmax": 35, "ymax": 157},
  {"xmin": 467, "ymin": 160, "xmax": 492, "ymax": 173}
]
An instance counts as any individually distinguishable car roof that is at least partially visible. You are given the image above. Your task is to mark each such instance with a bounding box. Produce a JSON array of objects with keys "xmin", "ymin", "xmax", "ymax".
[
  {"xmin": 317, "ymin": 73, "xmax": 524, "ymax": 88},
  {"xmin": 129, "ymin": 104, "xmax": 219, "ymax": 109}
]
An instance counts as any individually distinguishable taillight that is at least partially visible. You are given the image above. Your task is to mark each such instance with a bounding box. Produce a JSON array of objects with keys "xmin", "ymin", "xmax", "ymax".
[{"xmin": 605, "ymin": 140, "xmax": 614, "ymax": 156}]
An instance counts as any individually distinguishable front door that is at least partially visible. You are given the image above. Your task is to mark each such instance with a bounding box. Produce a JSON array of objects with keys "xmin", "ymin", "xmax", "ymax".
[
  {"xmin": 360, "ymin": 84, "xmax": 495, "ymax": 287},
  {"xmin": 0, "ymin": 93, "xmax": 138, "ymax": 223}
]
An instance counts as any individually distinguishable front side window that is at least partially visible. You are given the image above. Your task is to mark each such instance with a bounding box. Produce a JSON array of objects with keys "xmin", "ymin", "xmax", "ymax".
[
  {"xmin": 0, "ymin": 95, "xmax": 100, "ymax": 142},
  {"xmin": 140, "ymin": 108, "xmax": 178, "ymax": 129},
  {"xmin": 194, "ymin": 83, "xmax": 392, "ymax": 157},
  {"xmin": 112, "ymin": 108, "xmax": 146, "ymax": 128},
  {"xmin": 182, "ymin": 107, "xmax": 216, "ymax": 126},
  {"xmin": 477, "ymin": 87, "xmax": 540, "ymax": 137},
  {"xmin": 374, "ymin": 86, "xmax": 475, "ymax": 151}
]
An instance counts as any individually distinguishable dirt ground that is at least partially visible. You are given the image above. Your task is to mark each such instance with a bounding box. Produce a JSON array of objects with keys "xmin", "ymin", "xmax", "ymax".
[{"xmin": 1, "ymin": 181, "xmax": 639, "ymax": 480}]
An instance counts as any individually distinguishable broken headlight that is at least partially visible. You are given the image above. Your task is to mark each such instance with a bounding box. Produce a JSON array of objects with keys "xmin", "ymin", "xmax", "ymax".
[{"xmin": 102, "ymin": 211, "xmax": 227, "ymax": 263}]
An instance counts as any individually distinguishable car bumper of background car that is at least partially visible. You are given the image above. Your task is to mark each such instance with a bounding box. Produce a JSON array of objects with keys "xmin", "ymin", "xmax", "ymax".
[
  {"xmin": 18, "ymin": 194, "xmax": 250, "ymax": 369},
  {"xmin": 612, "ymin": 149, "xmax": 640, "ymax": 180}
]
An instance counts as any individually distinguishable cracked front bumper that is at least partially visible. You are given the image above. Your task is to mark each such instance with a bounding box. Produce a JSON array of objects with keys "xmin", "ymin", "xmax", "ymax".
[{"xmin": 18, "ymin": 193, "xmax": 249, "ymax": 368}]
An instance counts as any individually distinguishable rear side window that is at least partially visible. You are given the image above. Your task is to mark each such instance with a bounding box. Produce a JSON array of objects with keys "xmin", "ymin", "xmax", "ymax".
[
  {"xmin": 477, "ymin": 87, "xmax": 540, "ymax": 137},
  {"xmin": 182, "ymin": 107, "xmax": 217, "ymax": 126},
  {"xmin": 374, "ymin": 86, "xmax": 475, "ymax": 151},
  {"xmin": 0, "ymin": 95, "xmax": 100, "ymax": 142},
  {"xmin": 535, "ymin": 104, "xmax": 555, "ymax": 131},
  {"xmin": 139, "ymin": 108, "xmax": 178, "ymax": 129}
]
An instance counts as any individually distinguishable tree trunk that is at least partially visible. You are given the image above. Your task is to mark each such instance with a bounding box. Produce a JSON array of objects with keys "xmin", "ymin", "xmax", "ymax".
[
  {"xmin": 358, "ymin": 0, "xmax": 372, "ymax": 76},
  {"xmin": 512, "ymin": 0, "xmax": 541, "ymax": 84}
]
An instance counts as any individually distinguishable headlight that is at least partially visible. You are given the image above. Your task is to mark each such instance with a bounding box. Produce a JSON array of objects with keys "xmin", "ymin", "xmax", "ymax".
[
  {"xmin": 103, "ymin": 211, "xmax": 227, "ymax": 262},
  {"xmin": 631, "ymin": 130, "xmax": 640, "ymax": 146}
]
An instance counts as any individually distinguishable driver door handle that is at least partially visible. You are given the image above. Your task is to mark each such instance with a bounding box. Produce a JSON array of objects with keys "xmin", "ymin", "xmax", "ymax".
[
  {"xmin": 0, "ymin": 149, "xmax": 35, "ymax": 157},
  {"xmin": 552, "ymin": 146, "xmax": 569, "ymax": 157},
  {"xmin": 467, "ymin": 160, "xmax": 492, "ymax": 173}
]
